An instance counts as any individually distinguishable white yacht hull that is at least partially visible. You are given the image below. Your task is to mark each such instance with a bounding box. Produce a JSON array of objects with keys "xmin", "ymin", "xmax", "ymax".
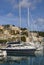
[
  {"xmin": 0, "ymin": 48, "xmax": 36, "ymax": 56},
  {"xmin": 6, "ymin": 48, "xmax": 36, "ymax": 56}
]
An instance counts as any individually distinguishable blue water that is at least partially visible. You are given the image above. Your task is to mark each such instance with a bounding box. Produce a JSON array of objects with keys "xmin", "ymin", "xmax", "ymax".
[
  {"xmin": 0, "ymin": 48, "xmax": 44, "ymax": 65},
  {"xmin": 0, "ymin": 55, "xmax": 44, "ymax": 65}
]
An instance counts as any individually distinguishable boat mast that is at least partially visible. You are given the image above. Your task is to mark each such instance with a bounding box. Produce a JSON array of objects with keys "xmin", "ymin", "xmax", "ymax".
[
  {"xmin": 28, "ymin": 8, "xmax": 29, "ymax": 30},
  {"xmin": 28, "ymin": 7, "xmax": 29, "ymax": 37},
  {"xmin": 19, "ymin": 1, "xmax": 21, "ymax": 42},
  {"xmin": 28, "ymin": 7, "xmax": 32, "ymax": 42}
]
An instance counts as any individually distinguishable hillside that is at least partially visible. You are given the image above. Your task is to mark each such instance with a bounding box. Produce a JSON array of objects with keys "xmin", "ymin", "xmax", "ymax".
[
  {"xmin": 0, "ymin": 24, "xmax": 44, "ymax": 43},
  {"xmin": 30, "ymin": 31, "xmax": 44, "ymax": 37}
]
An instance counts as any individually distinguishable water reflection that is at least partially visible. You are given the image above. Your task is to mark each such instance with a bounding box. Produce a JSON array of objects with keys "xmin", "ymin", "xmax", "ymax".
[
  {"xmin": 0, "ymin": 56, "xmax": 44, "ymax": 65},
  {"xmin": 0, "ymin": 55, "xmax": 44, "ymax": 65},
  {"xmin": 0, "ymin": 50, "xmax": 44, "ymax": 65}
]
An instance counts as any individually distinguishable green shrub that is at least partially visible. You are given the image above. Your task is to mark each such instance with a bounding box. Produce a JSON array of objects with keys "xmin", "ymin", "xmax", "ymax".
[{"xmin": 0, "ymin": 40, "xmax": 7, "ymax": 43}]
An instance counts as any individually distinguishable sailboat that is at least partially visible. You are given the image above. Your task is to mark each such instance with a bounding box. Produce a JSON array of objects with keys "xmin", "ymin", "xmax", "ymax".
[{"xmin": 0, "ymin": 3, "xmax": 36, "ymax": 56}]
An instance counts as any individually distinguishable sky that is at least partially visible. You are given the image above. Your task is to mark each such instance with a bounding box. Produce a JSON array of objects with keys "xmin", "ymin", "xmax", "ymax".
[{"xmin": 0, "ymin": 0, "xmax": 44, "ymax": 31}]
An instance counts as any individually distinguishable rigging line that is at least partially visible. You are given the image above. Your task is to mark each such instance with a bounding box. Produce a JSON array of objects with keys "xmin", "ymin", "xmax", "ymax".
[
  {"xmin": 30, "ymin": 13, "xmax": 39, "ymax": 41},
  {"xmin": 30, "ymin": 13, "xmax": 39, "ymax": 36},
  {"xmin": 28, "ymin": 11, "xmax": 38, "ymax": 42},
  {"xmin": 29, "ymin": 12, "xmax": 35, "ymax": 41},
  {"xmin": 30, "ymin": 12, "xmax": 39, "ymax": 32}
]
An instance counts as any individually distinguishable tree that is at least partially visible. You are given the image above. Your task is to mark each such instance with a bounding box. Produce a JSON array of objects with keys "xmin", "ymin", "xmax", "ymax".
[
  {"xmin": 0, "ymin": 29, "xmax": 3, "ymax": 34},
  {"xmin": 21, "ymin": 36, "xmax": 26, "ymax": 42}
]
